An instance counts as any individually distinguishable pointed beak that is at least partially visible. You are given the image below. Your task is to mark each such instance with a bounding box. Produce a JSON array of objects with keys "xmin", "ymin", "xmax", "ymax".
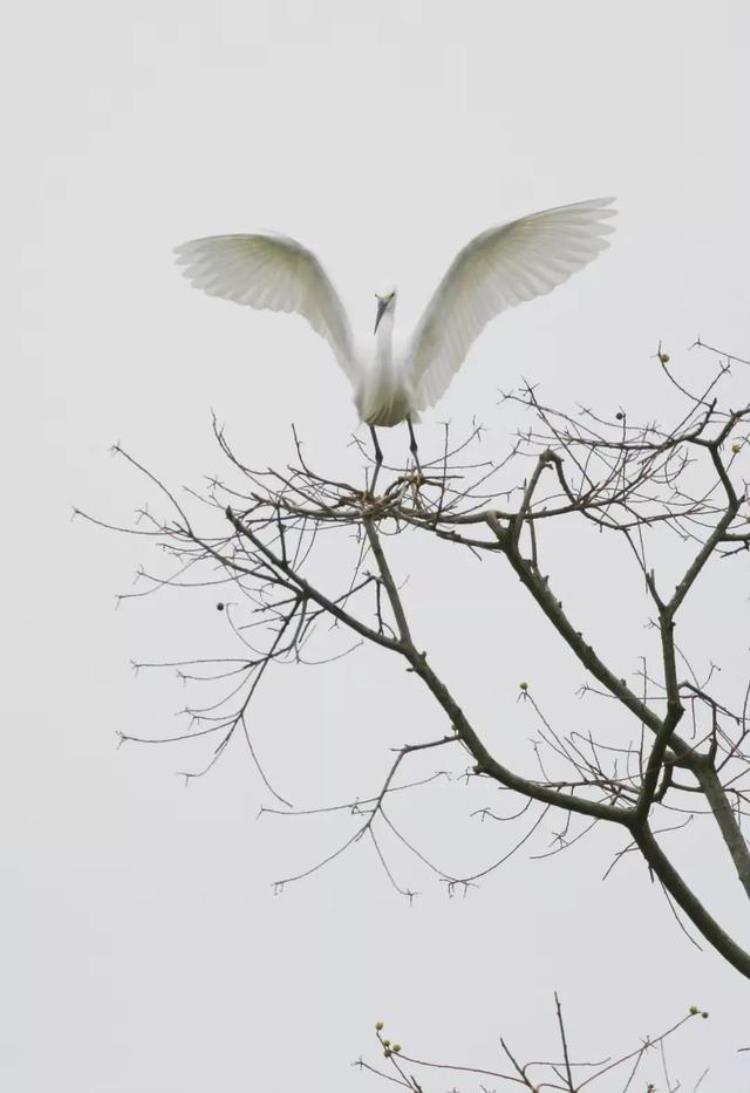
[{"xmin": 374, "ymin": 297, "xmax": 388, "ymax": 334}]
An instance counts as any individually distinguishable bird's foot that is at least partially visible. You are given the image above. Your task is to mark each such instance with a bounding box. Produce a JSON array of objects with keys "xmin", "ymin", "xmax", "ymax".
[{"xmin": 408, "ymin": 469, "xmax": 427, "ymax": 509}]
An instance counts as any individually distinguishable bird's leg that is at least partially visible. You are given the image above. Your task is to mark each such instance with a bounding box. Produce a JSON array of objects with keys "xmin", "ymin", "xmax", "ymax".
[
  {"xmin": 369, "ymin": 426, "xmax": 384, "ymax": 495},
  {"xmin": 406, "ymin": 417, "xmax": 423, "ymax": 480}
]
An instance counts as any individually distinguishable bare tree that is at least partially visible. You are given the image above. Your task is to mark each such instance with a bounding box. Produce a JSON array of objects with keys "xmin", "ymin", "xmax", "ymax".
[{"xmin": 79, "ymin": 339, "xmax": 750, "ymax": 981}]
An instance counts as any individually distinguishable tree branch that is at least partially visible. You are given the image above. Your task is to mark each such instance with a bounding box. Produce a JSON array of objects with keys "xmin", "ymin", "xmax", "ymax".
[{"xmin": 631, "ymin": 821, "xmax": 750, "ymax": 979}]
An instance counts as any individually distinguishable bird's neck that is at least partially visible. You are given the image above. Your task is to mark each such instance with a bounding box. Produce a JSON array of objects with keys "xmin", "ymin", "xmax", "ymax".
[{"xmin": 375, "ymin": 310, "xmax": 396, "ymax": 375}]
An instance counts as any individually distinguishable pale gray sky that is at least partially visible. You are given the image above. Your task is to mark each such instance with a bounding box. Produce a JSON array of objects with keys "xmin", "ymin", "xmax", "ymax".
[{"xmin": 4, "ymin": 2, "xmax": 750, "ymax": 1090}]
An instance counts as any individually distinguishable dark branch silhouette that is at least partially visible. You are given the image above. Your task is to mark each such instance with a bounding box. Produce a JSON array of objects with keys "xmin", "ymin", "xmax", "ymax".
[{"xmin": 78, "ymin": 338, "xmax": 750, "ymax": 980}]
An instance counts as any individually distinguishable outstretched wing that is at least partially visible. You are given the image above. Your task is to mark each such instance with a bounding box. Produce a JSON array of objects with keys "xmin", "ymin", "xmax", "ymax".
[
  {"xmin": 407, "ymin": 198, "xmax": 616, "ymax": 410},
  {"xmin": 174, "ymin": 233, "xmax": 357, "ymax": 383}
]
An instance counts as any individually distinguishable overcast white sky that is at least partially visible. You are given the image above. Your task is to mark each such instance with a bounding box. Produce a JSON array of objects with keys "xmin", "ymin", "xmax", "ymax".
[{"xmin": 4, "ymin": 2, "xmax": 750, "ymax": 1090}]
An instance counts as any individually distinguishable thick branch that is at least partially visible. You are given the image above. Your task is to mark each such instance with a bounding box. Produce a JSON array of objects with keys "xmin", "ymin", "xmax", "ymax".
[
  {"xmin": 636, "ymin": 609, "xmax": 685, "ymax": 820},
  {"xmin": 406, "ymin": 646, "xmax": 633, "ymax": 824},
  {"xmin": 485, "ymin": 514, "xmax": 695, "ymax": 764},
  {"xmin": 631, "ymin": 822, "xmax": 750, "ymax": 979},
  {"xmin": 692, "ymin": 758, "xmax": 750, "ymax": 901},
  {"xmin": 364, "ymin": 518, "xmax": 412, "ymax": 644},
  {"xmin": 666, "ymin": 501, "xmax": 739, "ymax": 617}
]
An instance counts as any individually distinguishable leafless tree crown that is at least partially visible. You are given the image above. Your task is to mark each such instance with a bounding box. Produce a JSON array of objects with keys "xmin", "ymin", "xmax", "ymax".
[{"xmin": 79, "ymin": 339, "xmax": 750, "ymax": 981}]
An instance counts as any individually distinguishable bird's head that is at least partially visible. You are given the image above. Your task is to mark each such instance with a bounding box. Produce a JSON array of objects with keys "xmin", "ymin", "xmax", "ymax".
[{"xmin": 374, "ymin": 288, "xmax": 397, "ymax": 333}]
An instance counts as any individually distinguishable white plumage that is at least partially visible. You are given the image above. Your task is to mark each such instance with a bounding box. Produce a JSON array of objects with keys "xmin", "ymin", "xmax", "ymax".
[{"xmin": 175, "ymin": 198, "xmax": 615, "ymax": 431}]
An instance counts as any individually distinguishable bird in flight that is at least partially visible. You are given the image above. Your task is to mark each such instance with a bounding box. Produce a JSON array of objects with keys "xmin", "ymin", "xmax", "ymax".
[{"xmin": 175, "ymin": 197, "xmax": 615, "ymax": 480}]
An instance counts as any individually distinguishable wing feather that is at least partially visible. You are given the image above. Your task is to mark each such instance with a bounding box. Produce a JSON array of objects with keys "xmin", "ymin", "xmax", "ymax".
[
  {"xmin": 174, "ymin": 233, "xmax": 356, "ymax": 382},
  {"xmin": 408, "ymin": 198, "xmax": 616, "ymax": 409}
]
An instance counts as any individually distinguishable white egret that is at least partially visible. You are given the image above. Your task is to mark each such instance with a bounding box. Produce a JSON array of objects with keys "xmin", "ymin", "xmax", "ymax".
[{"xmin": 175, "ymin": 197, "xmax": 615, "ymax": 476}]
